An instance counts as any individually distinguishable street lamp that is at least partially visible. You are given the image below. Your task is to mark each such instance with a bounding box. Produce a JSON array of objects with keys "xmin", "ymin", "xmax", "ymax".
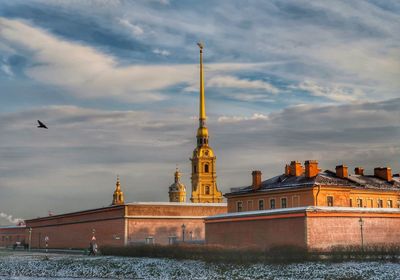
[
  {"xmin": 92, "ymin": 229, "xmax": 96, "ymax": 241},
  {"xmin": 358, "ymin": 217, "xmax": 364, "ymax": 251},
  {"xmin": 181, "ymin": 224, "xmax": 186, "ymax": 242},
  {"xmin": 28, "ymin": 227, "xmax": 32, "ymax": 251}
]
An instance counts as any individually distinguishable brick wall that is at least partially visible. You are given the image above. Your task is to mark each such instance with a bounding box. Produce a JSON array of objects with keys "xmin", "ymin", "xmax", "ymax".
[
  {"xmin": 0, "ymin": 226, "xmax": 26, "ymax": 248},
  {"xmin": 205, "ymin": 207, "xmax": 400, "ymax": 251}
]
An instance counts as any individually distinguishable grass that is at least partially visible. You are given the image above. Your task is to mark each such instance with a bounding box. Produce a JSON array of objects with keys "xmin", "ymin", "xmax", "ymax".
[{"xmin": 100, "ymin": 244, "xmax": 400, "ymax": 264}]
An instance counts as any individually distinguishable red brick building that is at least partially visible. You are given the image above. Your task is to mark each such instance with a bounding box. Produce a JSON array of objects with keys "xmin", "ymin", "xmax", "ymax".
[
  {"xmin": 205, "ymin": 160, "xmax": 400, "ymax": 250},
  {"xmin": 0, "ymin": 225, "xmax": 26, "ymax": 248},
  {"xmin": 23, "ymin": 202, "xmax": 226, "ymax": 249}
]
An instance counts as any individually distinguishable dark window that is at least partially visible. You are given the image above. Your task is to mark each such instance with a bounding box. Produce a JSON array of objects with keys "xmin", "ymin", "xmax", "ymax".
[
  {"xmin": 377, "ymin": 199, "xmax": 383, "ymax": 208},
  {"xmin": 350, "ymin": 199, "xmax": 353, "ymax": 207},
  {"xmin": 327, "ymin": 196, "xmax": 333, "ymax": 207},
  {"xmin": 237, "ymin": 201, "xmax": 243, "ymax": 212},
  {"xmin": 247, "ymin": 200, "xmax": 253, "ymax": 211},
  {"xmin": 193, "ymin": 165, "xmax": 196, "ymax": 173},
  {"xmin": 205, "ymin": 186, "xmax": 210, "ymax": 195},
  {"xmin": 357, "ymin": 199, "xmax": 363, "ymax": 207},
  {"xmin": 387, "ymin": 200, "xmax": 393, "ymax": 208},
  {"xmin": 258, "ymin": 200, "xmax": 264, "ymax": 210},
  {"xmin": 281, "ymin": 198, "xmax": 287, "ymax": 208},
  {"xmin": 270, "ymin": 199, "xmax": 275, "ymax": 209},
  {"xmin": 204, "ymin": 164, "xmax": 209, "ymax": 173}
]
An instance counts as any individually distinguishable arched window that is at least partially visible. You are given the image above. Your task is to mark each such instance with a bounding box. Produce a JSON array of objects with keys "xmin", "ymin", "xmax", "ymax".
[
  {"xmin": 204, "ymin": 164, "xmax": 209, "ymax": 173},
  {"xmin": 205, "ymin": 186, "xmax": 210, "ymax": 195},
  {"xmin": 194, "ymin": 165, "xmax": 197, "ymax": 173}
]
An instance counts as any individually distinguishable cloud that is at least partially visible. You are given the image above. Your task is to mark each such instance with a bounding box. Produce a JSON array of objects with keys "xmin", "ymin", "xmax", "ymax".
[
  {"xmin": 153, "ymin": 48, "xmax": 170, "ymax": 56},
  {"xmin": 292, "ymin": 80, "xmax": 364, "ymax": 102},
  {"xmin": 0, "ymin": 17, "xmax": 272, "ymax": 103},
  {"xmin": 218, "ymin": 113, "xmax": 268, "ymax": 123},
  {"xmin": 118, "ymin": 18, "xmax": 144, "ymax": 36},
  {"xmin": 0, "ymin": 212, "xmax": 24, "ymax": 224},
  {"xmin": 0, "ymin": 99, "xmax": 399, "ymax": 222},
  {"xmin": 207, "ymin": 75, "xmax": 279, "ymax": 94}
]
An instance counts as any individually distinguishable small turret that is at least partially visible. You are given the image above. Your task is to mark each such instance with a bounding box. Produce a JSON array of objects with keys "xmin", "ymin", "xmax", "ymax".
[
  {"xmin": 112, "ymin": 176, "xmax": 124, "ymax": 205},
  {"xmin": 169, "ymin": 168, "xmax": 186, "ymax": 202}
]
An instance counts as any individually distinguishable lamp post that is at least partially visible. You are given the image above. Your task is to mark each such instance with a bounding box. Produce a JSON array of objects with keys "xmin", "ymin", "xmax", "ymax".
[
  {"xmin": 28, "ymin": 227, "xmax": 32, "ymax": 251},
  {"xmin": 92, "ymin": 229, "xmax": 96, "ymax": 241},
  {"xmin": 359, "ymin": 217, "xmax": 364, "ymax": 251},
  {"xmin": 181, "ymin": 224, "xmax": 186, "ymax": 242}
]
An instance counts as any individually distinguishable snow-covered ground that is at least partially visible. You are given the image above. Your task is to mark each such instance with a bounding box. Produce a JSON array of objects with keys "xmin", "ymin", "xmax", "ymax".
[{"xmin": 1, "ymin": 251, "xmax": 400, "ymax": 279}]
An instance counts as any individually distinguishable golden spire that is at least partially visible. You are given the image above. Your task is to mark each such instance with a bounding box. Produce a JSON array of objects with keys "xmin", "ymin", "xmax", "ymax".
[
  {"xmin": 112, "ymin": 175, "xmax": 124, "ymax": 205},
  {"xmin": 197, "ymin": 42, "xmax": 206, "ymax": 126},
  {"xmin": 196, "ymin": 42, "xmax": 209, "ymax": 147}
]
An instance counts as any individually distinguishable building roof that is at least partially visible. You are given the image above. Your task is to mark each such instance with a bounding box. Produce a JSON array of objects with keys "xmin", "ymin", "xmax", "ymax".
[{"xmin": 227, "ymin": 170, "xmax": 400, "ymax": 196}]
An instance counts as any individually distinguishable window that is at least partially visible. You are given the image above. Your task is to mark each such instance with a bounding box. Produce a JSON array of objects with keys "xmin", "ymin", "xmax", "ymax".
[
  {"xmin": 193, "ymin": 165, "xmax": 196, "ymax": 173},
  {"xmin": 357, "ymin": 198, "xmax": 363, "ymax": 208},
  {"xmin": 397, "ymin": 200, "xmax": 400, "ymax": 208},
  {"xmin": 387, "ymin": 200, "xmax": 393, "ymax": 208},
  {"xmin": 327, "ymin": 196, "xmax": 333, "ymax": 207},
  {"xmin": 350, "ymin": 198, "xmax": 353, "ymax": 207},
  {"xmin": 168, "ymin": 236, "xmax": 177, "ymax": 245},
  {"xmin": 270, "ymin": 199, "xmax": 276, "ymax": 209},
  {"xmin": 204, "ymin": 164, "xmax": 209, "ymax": 173},
  {"xmin": 205, "ymin": 186, "xmax": 210, "ymax": 195},
  {"xmin": 247, "ymin": 200, "xmax": 253, "ymax": 211},
  {"xmin": 292, "ymin": 196, "xmax": 300, "ymax": 207},
  {"xmin": 377, "ymin": 199, "xmax": 383, "ymax": 208},
  {"xmin": 145, "ymin": 237, "xmax": 154, "ymax": 245},
  {"xmin": 281, "ymin": 198, "xmax": 287, "ymax": 208},
  {"xmin": 258, "ymin": 200, "xmax": 264, "ymax": 210},
  {"xmin": 237, "ymin": 201, "xmax": 243, "ymax": 212}
]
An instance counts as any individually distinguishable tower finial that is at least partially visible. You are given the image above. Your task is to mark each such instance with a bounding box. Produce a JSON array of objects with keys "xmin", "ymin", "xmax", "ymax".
[
  {"xmin": 198, "ymin": 42, "xmax": 206, "ymax": 126},
  {"xmin": 112, "ymin": 175, "xmax": 124, "ymax": 205}
]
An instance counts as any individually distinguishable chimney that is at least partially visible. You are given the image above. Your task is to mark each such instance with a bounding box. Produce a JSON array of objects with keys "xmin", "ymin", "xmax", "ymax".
[
  {"xmin": 252, "ymin": 170, "xmax": 262, "ymax": 190},
  {"xmin": 354, "ymin": 167, "xmax": 364, "ymax": 176},
  {"xmin": 374, "ymin": 167, "xmax": 392, "ymax": 182},
  {"xmin": 284, "ymin": 164, "xmax": 291, "ymax": 175},
  {"xmin": 305, "ymin": 160, "xmax": 320, "ymax": 178},
  {"xmin": 336, "ymin": 165, "xmax": 348, "ymax": 178},
  {"xmin": 290, "ymin": 161, "xmax": 304, "ymax": 176}
]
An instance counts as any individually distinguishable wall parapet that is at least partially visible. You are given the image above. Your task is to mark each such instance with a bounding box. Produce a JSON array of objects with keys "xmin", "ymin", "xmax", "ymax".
[{"xmin": 205, "ymin": 206, "xmax": 400, "ymax": 222}]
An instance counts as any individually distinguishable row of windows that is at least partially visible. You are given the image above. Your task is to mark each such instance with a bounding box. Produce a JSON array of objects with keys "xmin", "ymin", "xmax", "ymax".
[
  {"xmin": 237, "ymin": 197, "xmax": 290, "ymax": 212},
  {"xmin": 1, "ymin": 235, "xmax": 21, "ymax": 242},
  {"xmin": 349, "ymin": 198, "xmax": 399, "ymax": 208},
  {"xmin": 236, "ymin": 196, "xmax": 400, "ymax": 212},
  {"xmin": 193, "ymin": 164, "xmax": 210, "ymax": 173}
]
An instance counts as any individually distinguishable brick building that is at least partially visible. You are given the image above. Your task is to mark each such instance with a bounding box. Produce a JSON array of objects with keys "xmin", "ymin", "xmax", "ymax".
[
  {"xmin": 205, "ymin": 160, "xmax": 400, "ymax": 250},
  {"xmin": 0, "ymin": 225, "xmax": 26, "ymax": 248},
  {"xmin": 23, "ymin": 202, "xmax": 226, "ymax": 249}
]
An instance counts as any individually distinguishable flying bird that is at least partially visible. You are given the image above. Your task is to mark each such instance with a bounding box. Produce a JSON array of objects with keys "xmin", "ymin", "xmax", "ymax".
[{"xmin": 37, "ymin": 120, "xmax": 48, "ymax": 129}]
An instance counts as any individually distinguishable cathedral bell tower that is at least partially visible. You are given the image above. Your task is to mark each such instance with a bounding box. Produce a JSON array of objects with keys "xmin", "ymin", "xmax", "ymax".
[
  {"xmin": 190, "ymin": 43, "xmax": 223, "ymax": 203},
  {"xmin": 112, "ymin": 176, "xmax": 125, "ymax": 205}
]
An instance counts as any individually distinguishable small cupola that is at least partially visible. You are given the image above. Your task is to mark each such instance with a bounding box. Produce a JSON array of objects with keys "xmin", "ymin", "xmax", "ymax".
[{"xmin": 112, "ymin": 175, "xmax": 125, "ymax": 205}]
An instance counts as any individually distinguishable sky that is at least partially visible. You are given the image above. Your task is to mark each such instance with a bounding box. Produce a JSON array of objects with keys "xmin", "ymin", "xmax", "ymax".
[{"xmin": 0, "ymin": 0, "xmax": 399, "ymax": 224}]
